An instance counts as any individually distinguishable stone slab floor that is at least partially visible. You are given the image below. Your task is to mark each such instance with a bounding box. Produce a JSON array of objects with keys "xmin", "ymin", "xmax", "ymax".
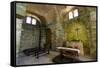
[
  {"xmin": 16, "ymin": 51, "xmax": 59, "ymax": 65},
  {"xmin": 16, "ymin": 51, "xmax": 94, "ymax": 66}
]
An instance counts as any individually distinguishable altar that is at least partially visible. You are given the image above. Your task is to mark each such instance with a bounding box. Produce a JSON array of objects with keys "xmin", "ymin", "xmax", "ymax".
[{"xmin": 57, "ymin": 47, "xmax": 80, "ymax": 60}]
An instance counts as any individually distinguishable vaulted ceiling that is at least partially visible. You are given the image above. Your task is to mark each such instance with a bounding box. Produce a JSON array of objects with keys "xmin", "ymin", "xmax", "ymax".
[{"xmin": 25, "ymin": 3, "xmax": 74, "ymax": 24}]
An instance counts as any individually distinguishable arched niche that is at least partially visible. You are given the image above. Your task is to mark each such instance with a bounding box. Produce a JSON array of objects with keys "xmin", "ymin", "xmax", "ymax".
[
  {"xmin": 65, "ymin": 22, "xmax": 91, "ymax": 56},
  {"xmin": 65, "ymin": 22, "xmax": 89, "ymax": 51},
  {"xmin": 19, "ymin": 14, "xmax": 42, "ymax": 52},
  {"xmin": 19, "ymin": 13, "xmax": 50, "ymax": 57}
]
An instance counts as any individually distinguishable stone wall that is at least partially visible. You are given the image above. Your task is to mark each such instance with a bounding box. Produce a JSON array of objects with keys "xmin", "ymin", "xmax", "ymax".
[
  {"xmin": 16, "ymin": 18, "xmax": 23, "ymax": 55},
  {"xmin": 20, "ymin": 26, "xmax": 40, "ymax": 51},
  {"xmin": 16, "ymin": 3, "xmax": 26, "ymax": 56},
  {"xmin": 89, "ymin": 8, "xmax": 97, "ymax": 58}
]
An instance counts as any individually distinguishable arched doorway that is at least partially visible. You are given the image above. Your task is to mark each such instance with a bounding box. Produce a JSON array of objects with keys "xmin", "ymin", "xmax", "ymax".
[{"xmin": 46, "ymin": 28, "xmax": 52, "ymax": 50}]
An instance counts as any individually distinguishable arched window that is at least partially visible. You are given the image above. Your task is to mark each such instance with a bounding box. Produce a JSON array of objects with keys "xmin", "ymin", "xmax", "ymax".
[
  {"xmin": 73, "ymin": 9, "xmax": 78, "ymax": 17},
  {"xmin": 26, "ymin": 16, "xmax": 37, "ymax": 25},
  {"xmin": 26, "ymin": 16, "xmax": 31, "ymax": 24},
  {"xmin": 69, "ymin": 11, "xmax": 73, "ymax": 19},
  {"xmin": 68, "ymin": 9, "xmax": 79, "ymax": 20},
  {"xmin": 32, "ymin": 18, "xmax": 36, "ymax": 25}
]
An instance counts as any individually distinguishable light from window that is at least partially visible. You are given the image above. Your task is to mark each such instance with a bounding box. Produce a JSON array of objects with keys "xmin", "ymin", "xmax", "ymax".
[
  {"xmin": 26, "ymin": 16, "xmax": 31, "ymax": 24},
  {"xmin": 73, "ymin": 9, "xmax": 78, "ymax": 17},
  {"xmin": 32, "ymin": 18, "xmax": 36, "ymax": 25},
  {"xmin": 69, "ymin": 11, "xmax": 73, "ymax": 19}
]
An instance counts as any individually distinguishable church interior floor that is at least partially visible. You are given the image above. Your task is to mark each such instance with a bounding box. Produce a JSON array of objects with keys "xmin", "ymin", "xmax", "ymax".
[{"xmin": 16, "ymin": 51, "xmax": 95, "ymax": 65}]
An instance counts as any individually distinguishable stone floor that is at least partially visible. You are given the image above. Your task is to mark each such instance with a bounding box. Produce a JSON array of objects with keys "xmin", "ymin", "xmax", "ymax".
[
  {"xmin": 16, "ymin": 51, "xmax": 95, "ymax": 66},
  {"xmin": 16, "ymin": 51, "xmax": 59, "ymax": 65}
]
